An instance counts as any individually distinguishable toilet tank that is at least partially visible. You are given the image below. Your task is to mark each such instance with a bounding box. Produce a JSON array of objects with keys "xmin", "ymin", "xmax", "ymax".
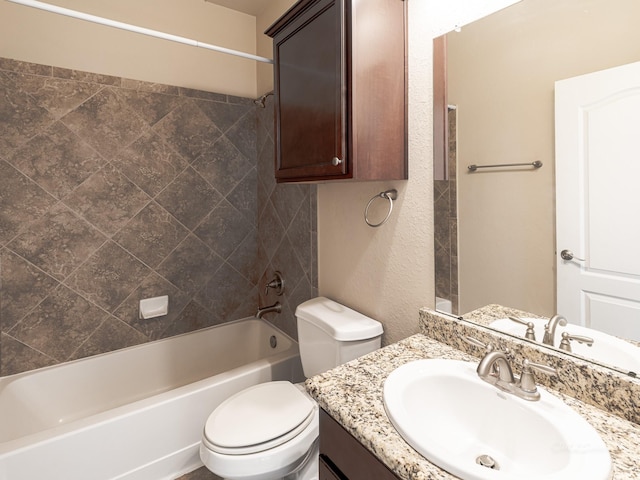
[{"xmin": 295, "ymin": 297, "xmax": 383, "ymax": 378}]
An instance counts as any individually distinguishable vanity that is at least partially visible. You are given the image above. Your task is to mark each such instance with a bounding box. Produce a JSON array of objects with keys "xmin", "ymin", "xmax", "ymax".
[{"xmin": 305, "ymin": 307, "xmax": 640, "ymax": 479}]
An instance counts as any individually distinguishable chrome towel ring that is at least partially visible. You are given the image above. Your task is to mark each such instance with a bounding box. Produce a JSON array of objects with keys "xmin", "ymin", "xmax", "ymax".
[{"xmin": 364, "ymin": 189, "xmax": 398, "ymax": 227}]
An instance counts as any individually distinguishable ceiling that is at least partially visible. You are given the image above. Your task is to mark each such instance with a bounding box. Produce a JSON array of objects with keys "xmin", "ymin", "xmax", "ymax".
[{"xmin": 204, "ymin": 0, "xmax": 274, "ymax": 16}]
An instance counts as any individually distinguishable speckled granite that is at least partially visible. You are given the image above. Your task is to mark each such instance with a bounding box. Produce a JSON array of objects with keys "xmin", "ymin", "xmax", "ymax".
[
  {"xmin": 420, "ymin": 307, "xmax": 640, "ymax": 426},
  {"xmin": 305, "ymin": 335, "xmax": 640, "ymax": 480}
]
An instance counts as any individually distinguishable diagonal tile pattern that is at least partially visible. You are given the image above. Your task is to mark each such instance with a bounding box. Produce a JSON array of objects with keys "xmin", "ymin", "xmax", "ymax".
[{"xmin": 0, "ymin": 57, "xmax": 317, "ymax": 376}]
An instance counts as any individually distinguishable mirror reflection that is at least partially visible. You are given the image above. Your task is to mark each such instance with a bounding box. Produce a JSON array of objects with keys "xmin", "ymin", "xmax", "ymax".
[{"xmin": 433, "ymin": 0, "xmax": 640, "ymax": 372}]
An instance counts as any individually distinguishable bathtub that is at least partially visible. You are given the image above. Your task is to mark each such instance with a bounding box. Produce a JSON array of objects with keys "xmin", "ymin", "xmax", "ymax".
[{"xmin": 0, "ymin": 318, "xmax": 303, "ymax": 480}]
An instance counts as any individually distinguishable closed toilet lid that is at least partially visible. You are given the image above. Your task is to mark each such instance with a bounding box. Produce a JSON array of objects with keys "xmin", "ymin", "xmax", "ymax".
[{"xmin": 204, "ymin": 381, "xmax": 315, "ymax": 455}]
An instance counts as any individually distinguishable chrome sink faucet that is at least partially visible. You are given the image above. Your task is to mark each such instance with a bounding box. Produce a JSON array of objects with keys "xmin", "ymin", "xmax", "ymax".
[
  {"xmin": 542, "ymin": 314, "xmax": 568, "ymax": 346},
  {"xmin": 465, "ymin": 337, "xmax": 557, "ymax": 401},
  {"xmin": 476, "ymin": 350, "xmax": 515, "ymax": 384}
]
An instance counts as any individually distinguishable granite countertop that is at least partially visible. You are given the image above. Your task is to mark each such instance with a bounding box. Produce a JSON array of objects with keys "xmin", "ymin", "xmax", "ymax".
[{"xmin": 305, "ymin": 334, "xmax": 640, "ymax": 480}]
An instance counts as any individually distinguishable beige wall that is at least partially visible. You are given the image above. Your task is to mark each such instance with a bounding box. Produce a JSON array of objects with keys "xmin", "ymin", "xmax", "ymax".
[
  {"xmin": 0, "ymin": 0, "xmax": 259, "ymax": 97},
  {"xmin": 448, "ymin": 0, "xmax": 640, "ymax": 315}
]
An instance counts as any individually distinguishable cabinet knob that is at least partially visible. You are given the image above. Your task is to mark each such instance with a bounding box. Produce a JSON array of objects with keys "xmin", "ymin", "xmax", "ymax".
[{"xmin": 332, "ymin": 157, "xmax": 343, "ymax": 166}]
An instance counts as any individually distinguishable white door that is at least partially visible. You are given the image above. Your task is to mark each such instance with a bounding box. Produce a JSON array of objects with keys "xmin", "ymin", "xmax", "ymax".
[{"xmin": 555, "ymin": 61, "xmax": 640, "ymax": 341}]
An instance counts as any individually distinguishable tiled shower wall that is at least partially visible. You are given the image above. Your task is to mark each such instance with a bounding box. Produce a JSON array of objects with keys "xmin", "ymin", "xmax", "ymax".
[
  {"xmin": 434, "ymin": 107, "xmax": 458, "ymax": 314},
  {"xmin": 0, "ymin": 57, "xmax": 317, "ymax": 376}
]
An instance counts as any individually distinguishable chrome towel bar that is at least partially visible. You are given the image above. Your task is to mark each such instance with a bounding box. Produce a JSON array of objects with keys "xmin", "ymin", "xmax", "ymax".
[{"xmin": 467, "ymin": 160, "xmax": 543, "ymax": 172}]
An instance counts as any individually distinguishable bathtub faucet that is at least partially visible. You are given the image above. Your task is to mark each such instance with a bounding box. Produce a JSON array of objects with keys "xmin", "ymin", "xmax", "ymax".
[{"xmin": 256, "ymin": 302, "xmax": 282, "ymax": 319}]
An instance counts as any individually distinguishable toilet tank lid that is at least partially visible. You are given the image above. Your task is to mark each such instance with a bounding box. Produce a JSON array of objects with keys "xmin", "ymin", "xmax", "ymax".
[{"xmin": 295, "ymin": 297, "xmax": 383, "ymax": 341}]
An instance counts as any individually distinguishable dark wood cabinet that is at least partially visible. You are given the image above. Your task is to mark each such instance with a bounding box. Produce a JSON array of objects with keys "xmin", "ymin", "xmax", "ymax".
[
  {"xmin": 319, "ymin": 409, "xmax": 400, "ymax": 480},
  {"xmin": 266, "ymin": 0, "xmax": 407, "ymax": 183}
]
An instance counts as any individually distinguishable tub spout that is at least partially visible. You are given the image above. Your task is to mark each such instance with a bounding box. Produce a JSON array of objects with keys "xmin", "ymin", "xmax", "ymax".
[{"xmin": 256, "ymin": 302, "xmax": 282, "ymax": 319}]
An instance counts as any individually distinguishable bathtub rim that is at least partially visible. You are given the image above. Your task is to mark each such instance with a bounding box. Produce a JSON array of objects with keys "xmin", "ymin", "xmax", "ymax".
[
  {"xmin": 0, "ymin": 316, "xmax": 295, "ymax": 382},
  {"xmin": 0, "ymin": 317, "xmax": 300, "ymax": 455}
]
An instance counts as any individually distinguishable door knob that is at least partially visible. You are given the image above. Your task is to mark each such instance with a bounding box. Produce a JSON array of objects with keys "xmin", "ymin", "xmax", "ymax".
[
  {"xmin": 331, "ymin": 156, "xmax": 343, "ymax": 166},
  {"xmin": 560, "ymin": 249, "xmax": 585, "ymax": 261}
]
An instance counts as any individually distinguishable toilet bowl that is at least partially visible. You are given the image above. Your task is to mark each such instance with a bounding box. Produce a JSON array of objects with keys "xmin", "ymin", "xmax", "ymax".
[
  {"xmin": 200, "ymin": 382, "xmax": 319, "ymax": 480},
  {"xmin": 199, "ymin": 297, "xmax": 383, "ymax": 480}
]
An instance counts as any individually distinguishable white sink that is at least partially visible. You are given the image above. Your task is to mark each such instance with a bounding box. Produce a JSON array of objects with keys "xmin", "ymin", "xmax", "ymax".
[
  {"xmin": 489, "ymin": 317, "xmax": 640, "ymax": 374},
  {"xmin": 383, "ymin": 359, "xmax": 612, "ymax": 480}
]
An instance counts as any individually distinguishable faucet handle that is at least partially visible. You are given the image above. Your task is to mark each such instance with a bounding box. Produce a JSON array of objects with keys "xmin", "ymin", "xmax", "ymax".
[
  {"xmin": 519, "ymin": 359, "xmax": 557, "ymax": 395},
  {"xmin": 559, "ymin": 332, "xmax": 594, "ymax": 352},
  {"xmin": 508, "ymin": 316, "xmax": 536, "ymax": 341},
  {"xmin": 464, "ymin": 336, "xmax": 493, "ymax": 352},
  {"xmin": 264, "ymin": 271, "xmax": 285, "ymax": 296}
]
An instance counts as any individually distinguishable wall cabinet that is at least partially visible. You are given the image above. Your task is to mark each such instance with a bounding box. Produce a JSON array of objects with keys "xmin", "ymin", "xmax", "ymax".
[
  {"xmin": 319, "ymin": 409, "xmax": 400, "ymax": 480},
  {"xmin": 266, "ymin": 0, "xmax": 407, "ymax": 183}
]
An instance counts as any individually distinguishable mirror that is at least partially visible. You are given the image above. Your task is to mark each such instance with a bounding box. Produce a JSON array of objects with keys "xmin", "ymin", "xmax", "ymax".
[{"xmin": 433, "ymin": 0, "xmax": 640, "ymax": 373}]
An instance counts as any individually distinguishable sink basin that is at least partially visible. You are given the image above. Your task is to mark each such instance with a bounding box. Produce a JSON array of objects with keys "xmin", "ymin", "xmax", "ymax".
[
  {"xmin": 489, "ymin": 317, "xmax": 640, "ymax": 374},
  {"xmin": 383, "ymin": 359, "xmax": 612, "ymax": 480}
]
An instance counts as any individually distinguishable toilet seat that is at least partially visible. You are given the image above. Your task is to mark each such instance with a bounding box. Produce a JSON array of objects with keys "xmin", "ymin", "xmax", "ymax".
[{"xmin": 203, "ymin": 381, "xmax": 315, "ymax": 455}]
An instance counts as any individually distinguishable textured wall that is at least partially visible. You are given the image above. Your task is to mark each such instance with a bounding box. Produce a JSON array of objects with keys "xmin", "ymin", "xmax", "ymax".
[{"xmin": 0, "ymin": 57, "xmax": 316, "ymax": 376}]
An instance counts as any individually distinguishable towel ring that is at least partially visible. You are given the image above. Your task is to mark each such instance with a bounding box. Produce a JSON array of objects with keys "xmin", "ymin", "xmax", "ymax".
[{"xmin": 364, "ymin": 189, "xmax": 398, "ymax": 227}]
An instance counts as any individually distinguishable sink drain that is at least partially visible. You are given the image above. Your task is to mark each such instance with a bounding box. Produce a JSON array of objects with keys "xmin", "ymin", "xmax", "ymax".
[{"xmin": 476, "ymin": 454, "xmax": 500, "ymax": 470}]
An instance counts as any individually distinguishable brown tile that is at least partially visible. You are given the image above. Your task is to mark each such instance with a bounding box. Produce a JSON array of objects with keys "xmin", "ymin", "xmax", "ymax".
[
  {"xmin": 153, "ymin": 100, "xmax": 223, "ymax": 162},
  {"xmin": 63, "ymin": 164, "xmax": 150, "ymax": 236},
  {"xmin": 195, "ymin": 263, "xmax": 254, "ymax": 320},
  {"xmin": 156, "ymin": 234, "xmax": 223, "ymax": 295},
  {"xmin": 8, "ymin": 203, "xmax": 106, "ymax": 281},
  {"xmin": 65, "ymin": 241, "xmax": 151, "ymax": 312},
  {"xmin": 114, "ymin": 202, "xmax": 189, "ymax": 268},
  {"xmin": 8, "ymin": 121, "xmax": 105, "ymax": 199},
  {"xmin": 226, "ymin": 165, "xmax": 257, "ymax": 224},
  {"xmin": 194, "ymin": 200, "xmax": 253, "ymax": 260},
  {"xmin": 115, "ymin": 88, "xmax": 182, "ymax": 126},
  {"xmin": 161, "ymin": 300, "xmax": 219, "ymax": 338},
  {"xmin": 286, "ymin": 193, "xmax": 312, "ymax": 275},
  {"xmin": 270, "ymin": 235, "xmax": 305, "ymax": 297},
  {"xmin": 257, "ymin": 135, "xmax": 276, "ymax": 198},
  {"xmin": 0, "ymin": 72, "xmax": 56, "ymax": 154},
  {"xmin": 225, "ymin": 109, "xmax": 257, "ymax": 160},
  {"xmin": 6, "ymin": 72, "xmax": 104, "ymax": 119},
  {"xmin": 178, "ymin": 88, "xmax": 226, "ymax": 103},
  {"xmin": 196, "ymin": 99, "xmax": 252, "ymax": 134},
  {"xmin": 113, "ymin": 273, "xmax": 191, "ymax": 339},
  {"xmin": 155, "ymin": 167, "xmax": 222, "ymax": 230},
  {"xmin": 270, "ymin": 183, "xmax": 305, "ymax": 230},
  {"xmin": 0, "ymin": 58, "xmax": 52, "ymax": 76},
  {"xmin": 227, "ymin": 228, "xmax": 259, "ymax": 286},
  {"xmin": 69, "ymin": 316, "xmax": 148, "ymax": 360},
  {"xmin": 110, "ymin": 131, "xmax": 189, "ymax": 197},
  {"xmin": 120, "ymin": 78, "xmax": 179, "ymax": 95},
  {"xmin": 192, "ymin": 135, "xmax": 252, "ymax": 196},
  {"xmin": 61, "ymin": 88, "xmax": 147, "ymax": 159},
  {"xmin": 0, "ymin": 248, "xmax": 59, "ymax": 331},
  {"xmin": 0, "ymin": 160, "xmax": 57, "ymax": 245},
  {"xmin": 0, "ymin": 333, "xmax": 56, "ymax": 376},
  {"xmin": 9, "ymin": 285, "xmax": 109, "ymax": 362},
  {"xmin": 258, "ymin": 199, "xmax": 286, "ymax": 262}
]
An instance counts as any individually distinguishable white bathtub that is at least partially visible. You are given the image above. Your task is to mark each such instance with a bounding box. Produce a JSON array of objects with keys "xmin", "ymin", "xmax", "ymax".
[{"xmin": 0, "ymin": 318, "xmax": 303, "ymax": 480}]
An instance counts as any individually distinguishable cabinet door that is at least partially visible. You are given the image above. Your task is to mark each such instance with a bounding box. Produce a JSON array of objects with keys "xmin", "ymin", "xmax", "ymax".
[
  {"xmin": 272, "ymin": 0, "xmax": 348, "ymax": 181},
  {"xmin": 319, "ymin": 409, "xmax": 399, "ymax": 480}
]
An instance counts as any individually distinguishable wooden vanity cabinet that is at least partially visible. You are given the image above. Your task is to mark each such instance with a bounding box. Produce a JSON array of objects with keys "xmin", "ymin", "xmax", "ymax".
[
  {"xmin": 266, "ymin": 0, "xmax": 407, "ymax": 183},
  {"xmin": 319, "ymin": 409, "xmax": 400, "ymax": 480}
]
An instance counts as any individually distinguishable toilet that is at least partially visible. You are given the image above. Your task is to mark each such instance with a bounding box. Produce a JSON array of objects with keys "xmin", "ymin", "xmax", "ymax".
[{"xmin": 199, "ymin": 296, "xmax": 383, "ymax": 480}]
